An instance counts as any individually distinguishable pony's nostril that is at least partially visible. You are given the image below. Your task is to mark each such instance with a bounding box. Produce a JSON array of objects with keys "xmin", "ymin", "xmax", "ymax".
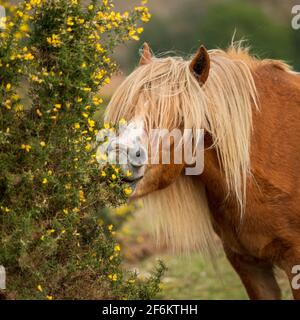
[{"xmin": 136, "ymin": 150, "xmax": 141, "ymax": 157}]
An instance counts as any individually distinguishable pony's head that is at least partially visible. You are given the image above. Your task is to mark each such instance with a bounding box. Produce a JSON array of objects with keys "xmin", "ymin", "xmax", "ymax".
[
  {"xmin": 105, "ymin": 43, "xmax": 211, "ymax": 197},
  {"xmin": 104, "ymin": 43, "xmax": 257, "ymax": 253}
]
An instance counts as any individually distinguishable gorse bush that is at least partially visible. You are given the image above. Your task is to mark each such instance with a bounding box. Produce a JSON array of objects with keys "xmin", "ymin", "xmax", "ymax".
[{"xmin": 0, "ymin": 0, "xmax": 165, "ymax": 300}]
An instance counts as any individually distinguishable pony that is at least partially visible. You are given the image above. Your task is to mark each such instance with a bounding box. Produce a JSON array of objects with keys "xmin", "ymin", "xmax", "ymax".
[{"xmin": 104, "ymin": 42, "xmax": 300, "ymax": 300}]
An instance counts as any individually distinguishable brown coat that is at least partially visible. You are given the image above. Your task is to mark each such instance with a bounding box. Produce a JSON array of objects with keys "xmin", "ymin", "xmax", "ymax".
[{"xmin": 201, "ymin": 63, "xmax": 300, "ymax": 299}]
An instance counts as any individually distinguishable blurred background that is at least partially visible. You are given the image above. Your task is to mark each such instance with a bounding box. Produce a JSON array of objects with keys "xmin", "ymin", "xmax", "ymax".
[
  {"xmin": 114, "ymin": 0, "xmax": 300, "ymax": 70},
  {"xmin": 103, "ymin": 0, "xmax": 300, "ymax": 96}
]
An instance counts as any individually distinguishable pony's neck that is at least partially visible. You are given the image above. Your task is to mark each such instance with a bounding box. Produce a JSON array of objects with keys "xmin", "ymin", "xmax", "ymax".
[{"xmin": 196, "ymin": 135, "xmax": 240, "ymax": 227}]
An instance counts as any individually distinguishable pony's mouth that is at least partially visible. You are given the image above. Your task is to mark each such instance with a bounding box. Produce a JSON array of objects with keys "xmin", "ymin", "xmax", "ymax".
[
  {"xmin": 123, "ymin": 176, "xmax": 143, "ymax": 191},
  {"xmin": 119, "ymin": 163, "xmax": 145, "ymax": 192}
]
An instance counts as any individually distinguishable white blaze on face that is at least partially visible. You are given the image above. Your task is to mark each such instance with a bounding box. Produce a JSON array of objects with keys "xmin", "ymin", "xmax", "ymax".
[
  {"xmin": 105, "ymin": 118, "xmax": 148, "ymax": 181},
  {"xmin": 118, "ymin": 119, "xmax": 146, "ymax": 150}
]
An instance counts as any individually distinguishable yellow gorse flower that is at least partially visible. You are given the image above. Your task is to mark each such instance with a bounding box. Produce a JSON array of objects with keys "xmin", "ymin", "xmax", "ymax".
[
  {"xmin": 12, "ymin": 9, "xmax": 23, "ymax": 20},
  {"xmin": 126, "ymin": 170, "xmax": 132, "ymax": 177},
  {"xmin": 1, "ymin": 206, "xmax": 11, "ymax": 213},
  {"xmin": 30, "ymin": 0, "xmax": 42, "ymax": 7},
  {"xmin": 15, "ymin": 104, "xmax": 24, "ymax": 112},
  {"xmin": 95, "ymin": 43, "xmax": 104, "ymax": 53},
  {"xmin": 103, "ymin": 77, "xmax": 110, "ymax": 85},
  {"xmin": 114, "ymin": 167, "xmax": 119, "ymax": 174},
  {"xmin": 79, "ymin": 190, "xmax": 85, "ymax": 202},
  {"xmin": 20, "ymin": 24, "xmax": 29, "ymax": 33},
  {"xmin": 128, "ymin": 28, "xmax": 139, "ymax": 41},
  {"xmin": 92, "ymin": 97, "xmax": 103, "ymax": 106},
  {"xmin": 64, "ymin": 183, "xmax": 71, "ymax": 190},
  {"xmin": 108, "ymin": 274, "xmax": 118, "ymax": 281},
  {"xmin": 88, "ymin": 118, "xmax": 95, "ymax": 127},
  {"xmin": 123, "ymin": 187, "xmax": 132, "ymax": 196},
  {"xmin": 37, "ymin": 284, "xmax": 43, "ymax": 292},
  {"xmin": 114, "ymin": 244, "xmax": 121, "ymax": 252},
  {"xmin": 67, "ymin": 17, "xmax": 74, "ymax": 26},
  {"xmin": 141, "ymin": 12, "xmax": 151, "ymax": 22},
  {"xmin": 47, "ymin": 34, "xmax": 62, "ymax": 47},
  {"xmin": 21, "ymin": 144, "xmax": 31, "ymax": 152},
  {"xmin": 23, "ymin": 53, "xmax": 34, "ymax": 60},
  {"xmin": 85, "ymin": 143, "xmax": 91, "ymax": 151}
]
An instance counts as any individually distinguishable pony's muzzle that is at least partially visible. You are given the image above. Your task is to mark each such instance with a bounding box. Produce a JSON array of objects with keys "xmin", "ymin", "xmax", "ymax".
[
  {"xmin": 128, "ymin": 145, "xmax": 147, "ymax": 168},
  {"xmin": 124, "ymin": 145, "xmax": 147, "ymax": 182},
  {"xmin": 107, "ymin": 142, "xmax": 147, "ymax": 182}
]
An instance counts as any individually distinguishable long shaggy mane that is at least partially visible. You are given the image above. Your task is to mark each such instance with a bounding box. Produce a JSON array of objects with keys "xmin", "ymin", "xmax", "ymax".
[{"xmin": 105, "ymin": 44, "xmax": 271, "ymax": 253}]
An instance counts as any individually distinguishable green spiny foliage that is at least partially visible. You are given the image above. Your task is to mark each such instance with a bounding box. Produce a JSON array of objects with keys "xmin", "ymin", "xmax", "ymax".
[{"xmin": 0, "ymin": 0, "xmax": 165, "ymax": 300}]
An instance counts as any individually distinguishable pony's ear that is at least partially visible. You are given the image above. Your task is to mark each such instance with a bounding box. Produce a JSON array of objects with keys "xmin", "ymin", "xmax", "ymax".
[
  {"xmin": 139, "ymin": 42, "xmax": 152, "ymax": 66},
  {"xmin": 189, "ymin": 46, "xmax": 210, "ymax": 85}
]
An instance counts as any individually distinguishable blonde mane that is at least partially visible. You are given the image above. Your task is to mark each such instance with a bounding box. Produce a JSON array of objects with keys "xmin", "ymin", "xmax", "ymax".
[{"xmin": 105, "ymin": 45, "xmax": 261, "ymax": 253}]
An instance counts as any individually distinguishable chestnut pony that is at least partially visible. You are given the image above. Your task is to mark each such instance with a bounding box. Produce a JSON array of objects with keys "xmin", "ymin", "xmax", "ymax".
[{"xmin": 105, "ymin": 42, "xmax": 300, "ymax": 299}]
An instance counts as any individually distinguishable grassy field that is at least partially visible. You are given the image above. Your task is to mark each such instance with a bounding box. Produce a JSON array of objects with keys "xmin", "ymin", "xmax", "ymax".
[
  {"xmin": 122, "ymin": 213, "xmax": 293, "ymax": 300},
  {"xmin": 138, "ymin": 252, "xmax": 292, "ymax": 300}
]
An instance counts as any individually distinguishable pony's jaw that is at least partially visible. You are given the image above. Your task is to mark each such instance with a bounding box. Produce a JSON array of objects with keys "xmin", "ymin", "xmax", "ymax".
[{"xmin": 130, "ymin": 163, "xmax": 185, "ymax": 200}]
